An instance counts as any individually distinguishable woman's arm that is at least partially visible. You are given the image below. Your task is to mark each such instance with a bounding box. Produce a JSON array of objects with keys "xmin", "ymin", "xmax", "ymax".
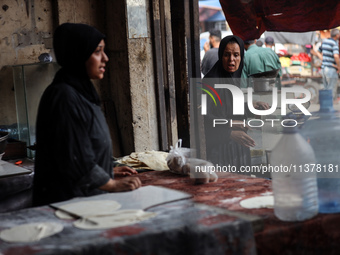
[
  {"xmin": 230, "ymin": 130, "xmax": 256, "ymax": 147},
  {"xmin": 113, "ymin": 165, "xmax": 138, "ymax": 177},
  {"xmin": 100, "ymin": 177, "xmax": 141, "ymax": 192}
]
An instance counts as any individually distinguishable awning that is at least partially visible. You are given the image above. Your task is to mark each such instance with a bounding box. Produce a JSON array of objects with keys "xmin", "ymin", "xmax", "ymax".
[
  {"xmin": 199, "ymin": 0, "xmax": 225, "ymax": 22},
  {"xmin": 219, "ymin": 0, "xmax": 340, "ymax": 41},
  {"xmin": 264, "ymin": 31, "xmax": 316, "ymax": 46},
  {"xmin": 206, "ymin": 11, "xmax": 225, "ymax": 22}
]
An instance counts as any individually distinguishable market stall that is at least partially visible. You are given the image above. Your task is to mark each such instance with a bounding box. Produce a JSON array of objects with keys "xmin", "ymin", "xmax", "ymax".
[
  {"xmin": 263, "ymin": 31, "xmax": 326, "ymax": 103},
  {"xmin": 219, "ymin": 1, "xmax": 340, "ymax": 104}
]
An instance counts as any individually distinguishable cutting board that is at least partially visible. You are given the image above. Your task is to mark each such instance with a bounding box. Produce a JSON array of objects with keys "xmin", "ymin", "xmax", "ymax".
[
  {"xmin": 51, "ymin": 185, "xmax": 193, "ymax": 211},
  {"xmin": 0, "ymin": 160, "xmax": 32, "ymax": 178}
]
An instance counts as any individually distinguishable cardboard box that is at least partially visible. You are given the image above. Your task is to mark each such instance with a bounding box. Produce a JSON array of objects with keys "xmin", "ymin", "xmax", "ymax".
[{"xmin": 3, "ymin": 139, "xmax": 27, "ymax": 160}]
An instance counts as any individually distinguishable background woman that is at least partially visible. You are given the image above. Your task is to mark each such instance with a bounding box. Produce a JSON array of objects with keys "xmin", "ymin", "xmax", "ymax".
[{"xmin": 203, "ymin": 35, "xmax": 256, "ymax": 169}]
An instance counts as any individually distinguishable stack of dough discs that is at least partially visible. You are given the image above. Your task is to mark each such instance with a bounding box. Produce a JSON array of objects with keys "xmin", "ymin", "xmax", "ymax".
[
  {"xmin": 0, "ymin": 222, "xmax": 63, "ymax": 243},
  {"xmin": 73, "ymin": 209, "xmax": 156, "ymax": 230},
  {"xmin": 118, "ymin": 151, "xmax": 169, "ymax": 170},
  {"xmin": 240, "ymin": 196, "xmax": 274, "ymax": 209},
  {"xmin": 55, "ymin": 200, "xmax": 121, "ymax": 219},
  {"xmin": 117, "ymin": 155, "xmax": 143, "ymax": 169}
]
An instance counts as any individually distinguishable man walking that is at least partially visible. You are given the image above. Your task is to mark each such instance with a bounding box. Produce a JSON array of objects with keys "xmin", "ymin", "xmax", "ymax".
[
  {"xmin": 264, "ymin": 36, "xmax": 275, "ymax": 49},
  {"xmin": 201, "ymin": 29, "xmax": 221, "ymax": 76},
  {"xmin": 241, "ymin": 39, "xmax": 282, "ymax": 89},
  {"xmin": 317, "ymin": 29, "xmax": 340, "ymax": 98}
]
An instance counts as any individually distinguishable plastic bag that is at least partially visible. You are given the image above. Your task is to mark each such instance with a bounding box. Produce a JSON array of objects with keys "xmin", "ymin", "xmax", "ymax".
[{"xmin": 166, "ymin": 139, "xmax": 191, "ymax": 175}]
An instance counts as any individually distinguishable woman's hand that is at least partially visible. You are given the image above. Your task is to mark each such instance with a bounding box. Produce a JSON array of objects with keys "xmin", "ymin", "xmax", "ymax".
[
  {"xmin": 253, "ymin": 101, "xmax": 270, "ymax": 110},
  {"xmin": 230, "ymin": 120, "xmax": 250, "ymax": 132},
  {"xmin": 230, "ymin": 130, "xmax": 256, "ymax": 147},
  {"xmin": 100, "ymin": 177, "xmax": 142, "ymax": 192},
  {"xmin": 113, "ymin": 166, "xmax": 138, "ymax": 177},
  {"xmin": 203, "ymin": 41, "xmax": 210, "ymax": 52}
]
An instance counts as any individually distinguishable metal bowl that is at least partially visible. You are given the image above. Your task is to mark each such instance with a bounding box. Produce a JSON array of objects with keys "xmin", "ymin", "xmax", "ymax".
[
  {"xmin": 251, "ymin": 78, "xmax": 276, "ymax": 92},
  {"xmin": 249, "ymin": 69, "xmax": 280, "ymax": 78},
  {"xmin": 249, "ymin": 69, "xmax": 280, "ymax": 92}
]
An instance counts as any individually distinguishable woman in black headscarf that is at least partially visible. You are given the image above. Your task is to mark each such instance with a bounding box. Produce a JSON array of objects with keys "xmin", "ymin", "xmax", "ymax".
[
  {"xmin": 33, "ymin": 23, "xmax": 141, "ymax": 206},
  {"xmin": 203, "ymin": 35, "xmax": 255, "ymax": 169}
]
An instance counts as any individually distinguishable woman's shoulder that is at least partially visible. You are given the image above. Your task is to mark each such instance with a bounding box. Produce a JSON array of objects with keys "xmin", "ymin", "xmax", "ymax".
[
  {"xmin": 47, "ymin": 81, "xmax": 76, "ymax": 94},
  {"xmin": 39, "ymin": 82, "xmax": 93, "ymax": 121},
  {"xmin": 39, "ymin": 83, "xmax": 90, "ymax": 116},
  {"xmin": 43, "ymin": 82, "xmax": 81, "ymax": 101}
]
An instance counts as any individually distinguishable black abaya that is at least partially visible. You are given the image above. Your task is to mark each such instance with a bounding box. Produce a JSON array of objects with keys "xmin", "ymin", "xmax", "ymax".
[
  {"xmin": 203, "ymin": 35, "xmax": 251, "ymax": 169},
  {"xmin": 33, "ymin": 23, "xmax": 113, "ymax": 205}
]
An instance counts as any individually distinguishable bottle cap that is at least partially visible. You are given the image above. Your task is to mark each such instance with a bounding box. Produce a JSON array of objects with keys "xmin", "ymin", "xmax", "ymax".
[{"xmin": 282, "ymin": 113, "xmax": 298, "ymax": 133}]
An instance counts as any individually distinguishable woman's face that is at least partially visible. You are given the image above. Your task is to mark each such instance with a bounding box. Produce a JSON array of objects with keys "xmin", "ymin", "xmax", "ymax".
[
  {"xmin": 222, "ymin": 42, "xmax": 241, "ymax": 73},
  {"xmin": 85, "ymin": 39, "xmax": 109, "ymax": 79}
]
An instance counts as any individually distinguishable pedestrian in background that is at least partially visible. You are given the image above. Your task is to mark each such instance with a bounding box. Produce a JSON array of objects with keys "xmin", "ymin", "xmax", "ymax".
[
  {"xmin": 241, "ymin": 39, "xmax": 282, "ymax": 89},
  {"xmin": 265, "ymin": 36, "xmax": 275, "ymax": 49},
  {"xmin": 201, "ymin": 29, "xmax": 221, "ymax": 76},
  {"xmin": 256, "ymin": 39, "xmax": 264, "ymax": 47},
  {"xmin": 315, "ymin": 29, "xmax": 340, "ymax": 99}
]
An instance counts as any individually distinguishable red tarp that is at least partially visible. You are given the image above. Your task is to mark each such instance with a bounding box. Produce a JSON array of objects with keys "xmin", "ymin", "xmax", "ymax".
[{"xmin": 219, "ymin": 0, "xmax": 340, "ymax": 41}]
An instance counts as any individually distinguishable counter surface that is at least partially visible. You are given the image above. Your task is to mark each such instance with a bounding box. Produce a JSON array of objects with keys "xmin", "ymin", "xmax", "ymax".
[
  {"xmin": 1, "ymin": 168, "xmax": 340, "ymax": 255},
  {"xmin": 137, "ymin": 171, "xmax": 340, "ymax": 255},
  {"xmin": 0, "ymin": 184, "xmax": 256, "ymax": 255}
]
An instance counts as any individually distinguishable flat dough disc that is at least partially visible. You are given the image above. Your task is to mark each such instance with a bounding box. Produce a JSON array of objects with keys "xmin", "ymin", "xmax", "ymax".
[
  {"xmin": 0, "ymin": 222, "xmax": 63, "ymax": 243},
  {"xmin": 73, "ymin": 209, "xmax": 156, "ymax": 230},
  {"xmin": 55, "ymin": 200, "xmax": 121, "ymax": 220},
  {"xmin": 240, "ymin": 196, "xmax": 274, "ymax": 209}
]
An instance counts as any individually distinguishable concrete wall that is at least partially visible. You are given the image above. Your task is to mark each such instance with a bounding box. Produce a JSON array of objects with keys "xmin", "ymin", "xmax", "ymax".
[
  {"xmin": 105, "ymin": 0, "xmax": 159, "ymax": 155},
  {"xmin": 129, "ymin": 38, "xmax": 159, "ymax": 152},
  {"xmin": 0, "ymin": 0, "xmax": 54, "ymax": 129},
  {"xmin": 0, "ymin": 66, "xmax": 16, "ymax": 126},
  {"xmin": 0, "ymin": 0, "xmax": 160, "ymax": 156},
  {"xmin": 0, "ymin": 0, "xmax": 53, "ymax": 69}
]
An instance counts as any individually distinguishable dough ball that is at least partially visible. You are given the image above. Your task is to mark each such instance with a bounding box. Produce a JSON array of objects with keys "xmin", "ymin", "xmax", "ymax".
[
  {"xmin": 209, "ymin": 172, "xmax": 218, "ymax": 183},
  {"xmin": 167, "ymin": 155, "xmax": 188, "ymax": 175},
  {"xmin": 182, "ymin": 163, "xmax": 191, "ymax": 175},
  {"xmin": 187, "ymin": 159, "xmax": 218, "ymax": 184}
]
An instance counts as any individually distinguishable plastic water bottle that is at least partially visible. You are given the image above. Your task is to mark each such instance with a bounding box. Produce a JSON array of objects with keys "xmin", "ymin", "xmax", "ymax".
[
  {"xmin": 270, "ymin": 120, "xmax": 318, "ymax": 221},
  {"xmin": 301, "ymin": 89, "xmax": 340, "ymax": 213}
]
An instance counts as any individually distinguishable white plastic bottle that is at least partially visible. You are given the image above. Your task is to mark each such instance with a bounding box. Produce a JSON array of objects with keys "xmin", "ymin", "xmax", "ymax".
[
  {"xmin": 300, "ymin": 89, "xmax": 340, "ymax": 213},
  {"xmin": 270, "ymin": 122, "xmax": 318, "ymax": 221}
]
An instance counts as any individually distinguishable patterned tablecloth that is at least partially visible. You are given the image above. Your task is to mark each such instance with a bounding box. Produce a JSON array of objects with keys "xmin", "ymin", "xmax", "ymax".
[
  {"xmin": 2, "ymin": 168, "xmax": 340, "ymax": 255},
  {"xmin": 137, "ymin": 171, "xmax": 340, "ymax": 255},
  {"xmin": 0, "ymin": 184, "xmax": 256, "ymax": 255}
]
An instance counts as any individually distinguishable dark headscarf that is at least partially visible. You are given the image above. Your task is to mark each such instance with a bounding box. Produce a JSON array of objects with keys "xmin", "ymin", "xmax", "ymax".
[
  {"xmin": 204, "ymin": 35, "xmax": 244, "ymax": 80},
  {"xmin": 52, "ymin": 23, "xmax": 106, "ymax": 105}
]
